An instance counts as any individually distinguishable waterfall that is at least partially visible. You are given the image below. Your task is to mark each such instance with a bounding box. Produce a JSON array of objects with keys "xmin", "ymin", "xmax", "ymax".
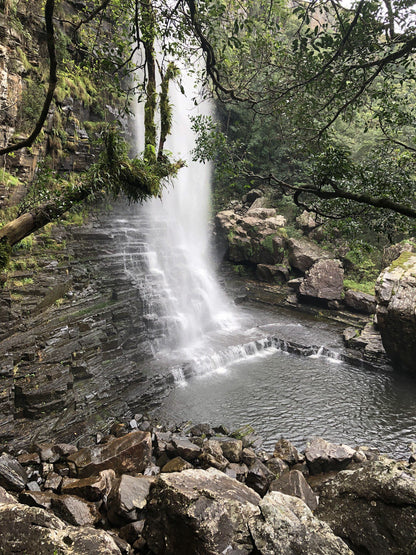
[{"xmin": 131, "ymin": 67, "xmax": 237, "ymax": 352}]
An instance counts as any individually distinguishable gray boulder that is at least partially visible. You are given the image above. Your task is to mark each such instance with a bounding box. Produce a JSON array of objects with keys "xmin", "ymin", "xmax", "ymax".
[
  {"xmin": 287, "ymin": 238, "xmax": 330, "ymax": 274},
  {"xmin": 107, "ymin": 474, "xmax": 153, "ymax": 526},
  {"xmin": 376, "ymin": 252, "xmax": 416, "ymax": 372},
  {"xmin": 143, "ymin": 467, "xmax": 261, "ymax": 554},
  {"xmin": 0, "ymin": 453, "xmax": 28, "ymax": 492},
  {"xmin": 249, "ymin": 491, "xmax": 353, "ymax": 554},
  {"xmin": 67, "ymin": 431, "xmax": 152, "ymax": 477},
  {"xmin": 269, "ymin": 470, "xmax": 318, "ymax": 510},
  {"xmin": 299, "ymin": 259, "xmax": 344, "ymax": 301},
  {"xmin": 316, "ymin": 458, "xmax": 416, "ymax": 554},
  {"xmin": 344, "ymin": 289, "xmax": 376, "ymax": 314},
  {"xmin": 0, "ymin": 503, "xmax": 122, "ymax": 554},
  {"xmin": 273, "ymin": 438, "xmax": 302, "ymax": 466},
  {"xmin": 304, "ymin": 438, "xmax": 355, "ymax": 474}
]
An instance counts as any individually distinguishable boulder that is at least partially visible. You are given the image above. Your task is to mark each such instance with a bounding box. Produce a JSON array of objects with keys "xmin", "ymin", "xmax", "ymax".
[
  {"xmin": 269, "ymin": 470, "xmax": 318, "ymax": 510},
  {"xmin": 143, "ymin": 468, "xmax": 261, "ymax": 554},
  {"xmin": 304, "ymin": 438, "xmax": 356, "ymax": 475},
  {"xmin": 287, "ymin": 238, "xmax": 330, "ymax": 274},
  {"xmin": 171, "ymin": 436, "xmax": 202, "ymax": 461},
  {"xmin": 199, "ymin": 439, "xmax": 229, "ymax": 470},
  {"xmin": 246, "ymin": 459, "xmax": 275, "ymax": 496},
  {"xmin": 316, "ymin": 459, "xmax": 416, "ymax": 554},
  {"xmin": 344, "ymin": 289, "xmax": 376, "ymax": 314},
  {"xmin": 266, "ymin": 457, "xmax": 289, "ymax": 478},
  {"xmin": 67, "ymin": 431, "xmax": 152, "ymax": 477},
  {"xmin": 256, "ymin": 263, "xmax": 289, "ymax": 284},
  {"xmin": 161, "ymin": 456, "xmax": 194, "ymax": 473},
  {"xmin": 215, "ymin": 437, "xmax": 243, "ymax": 463},
  {"xmin": 242, "ymin": 189, "xmax": 263, "ymax": 205},
  {"xmin": 107, "ymin": 474, "xmax": 153, "ymax": 526},
  {"xmin": 50, "ymin": 494, "xmax": 100, "ymax": 526},
  {"xmin": 273, "ymin": 438, "xmax": 302, "ymax": 466},
  {"xmin": 249, "ymin": 491, "xmax": 353, "ymax": 554},
  {"xmin": 299, "ymin": 259, "xmax": 344, "ymax": 302},
  {"xmin": 382, "ymin": 239, "xmax": 416, "ymax": 268},
  {"xmin": 376, "ymin": 252, "xmax": 416, "ymax": 372},
  {"xmin": 215, "ymin": 209, "xmax": 286, "ymax": 265},
  {"xmin": 225, "ymin": 463, "xmax": 248, "ymax": 482},
  {"xmin": 61, "ymin": 469, "xmax": 115, "ymax": 501},
  {"xmin": 0, "ymin": 503, "xmax": 122, "ymax": 554},
  {"xmin": 0, "ymin": 453, "xmax": 28, "ymax": 492}
]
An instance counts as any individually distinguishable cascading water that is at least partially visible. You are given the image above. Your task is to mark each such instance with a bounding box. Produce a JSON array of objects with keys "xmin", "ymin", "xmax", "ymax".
[{"xmin": 130, "ymin": 66, "xmax": 238, "ymax": 354}]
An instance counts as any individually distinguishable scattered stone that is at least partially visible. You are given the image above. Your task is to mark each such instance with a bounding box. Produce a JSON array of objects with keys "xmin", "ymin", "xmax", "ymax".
[
  {"xmin": 0, "ymin": 453, "xmax": 28, "ymax": 492},
  {"xmin": 246, "ymin": 459, "xmax": 275, "ymax": 496},
  {"xmin": 188, "ymin": 423, "xmax": 214, "ymax": 437},
  {"xmin": 26, "ymin": 480, "xmax": 41, "ymax": 491},
  {"xmin": 61, "ymin": 469, "xmax": 115, "ymax": 502},
  {"xmin": 216, "ymin": 437, "xmax": 243, "ymax": 463},
  {"xmin": 119, "ymin": 520, "xmax": 145, "ymax": 545},
  {"xmin": 249, "ymin": 491, "xmax": 353, "ymax": 554},
  {"xmin": 225, "ymin": 463, "xmax": 248, "ymax": 482},
  {"xmin": 305, "ymin": 438, "xmax": 356, "ymax": 475},
  {"xmin": 50, "ymin": 494, "xmax": 100, "ymax": 526},
  {"xmin": 18, "ymin": 490, "xmax": 57, "ymax": 510},
  {"xmin": 44, "ymin": 472, "xmax": 62, "ymax": 492},
  {"xmin": 67, "ymin": 431, "xmax": 152, "ymax": 478},
  {"xmin": 273, "ymin": 438, "xmax": 302, "ymax": 466},
  {"xmin": 144, "ymin": 468, "xmax": 261, "ymax": 554},
  {"xmin": 107, "ymin": 474, "xmax": 153, "ymax": 526},
  {"xmin": 269, "ymin": 469, "xmax": 318, "ymax": 510},
  {"xmin": 199, "ymin": 439, "xmax": 229, "ymax": 470},
  {"xmin": 266, "ymin": 457, "xmax": 289, "ymax": 478},
  {"xmin": 17, "ymin": 452, "xmax": 40, "ymax": 466},
  {"xmin": 161, "ymin": 456, "xmax": 193, "ymax": 473},
  {"xmin": 171, "ymin": 436, "xmax": 202, "ymax": 461},
  {"xmin": 241, "ymin": 448, "xmax": 257, "ymax": 467},
  {"xmin": 110, "ymin": 422, "xmax": 126, "ymax": 438}
]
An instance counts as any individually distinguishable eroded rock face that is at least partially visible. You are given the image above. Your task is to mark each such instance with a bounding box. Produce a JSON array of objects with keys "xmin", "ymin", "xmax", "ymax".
[
  {"xmin": 143, "ymin": 468, "xmax": 261, "ymax": 555},
  {"xmin": 316, "ymin": 459, "xmax": 416, "ymax": 554},
  {"xmin": 0, "ymin": 453, "xmax": 28, "ymax": 492},
  {"xmin": 376, "ymin": 252, "xmax": 416, "ymax": 372},
  {"xmin": 299, "ymin": 259, "xmax": 344, "ymax": 302},
  {"xmin": 249, "ymin": 491, "xmax": 353, "ymax": 555}
]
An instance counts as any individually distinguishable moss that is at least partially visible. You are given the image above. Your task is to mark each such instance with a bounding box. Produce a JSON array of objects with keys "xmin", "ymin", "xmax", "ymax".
[
  {"xmin": 261, "ymin": 235, "xmax": 275, "ymax": 254},
  {"xmin": 0, "ymin": 240, "xmax": 12, "ymax": 273},
  {"xmin": 343, "ymin": 279, "xmax": 375, "ymax": 295},
  {"xmin": 389, "ymin": 251, "xmax": 415, "ymax": 272}
]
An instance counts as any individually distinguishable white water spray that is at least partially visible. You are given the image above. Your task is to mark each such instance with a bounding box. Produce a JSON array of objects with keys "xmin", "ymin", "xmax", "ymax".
[{"xmin": 133, "ymin": 67, "xmax": 237, "ymax": 351}]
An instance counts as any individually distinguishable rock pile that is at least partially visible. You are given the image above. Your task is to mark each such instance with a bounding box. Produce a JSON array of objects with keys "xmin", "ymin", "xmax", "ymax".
[{"xmin": 1, "ymin": 420, "xmax": 415, "ymax": 554}]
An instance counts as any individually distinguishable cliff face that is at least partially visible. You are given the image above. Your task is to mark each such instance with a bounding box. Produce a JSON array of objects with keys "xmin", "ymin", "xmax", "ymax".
[{"xmin": 0, "ymin": 202, "xmax": 167, "ymax": 450}]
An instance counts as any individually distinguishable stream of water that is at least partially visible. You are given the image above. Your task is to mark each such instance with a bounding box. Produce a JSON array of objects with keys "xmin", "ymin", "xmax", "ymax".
[{"xmin": 125, "ymin": 66, "xmax": 416, "ymax": 461}]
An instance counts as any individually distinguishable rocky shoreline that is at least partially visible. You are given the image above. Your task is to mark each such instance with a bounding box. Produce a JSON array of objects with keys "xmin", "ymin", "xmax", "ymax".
[{"xmin": 1, "ymin": 416, "xmax": 415, "ymax": 554}]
